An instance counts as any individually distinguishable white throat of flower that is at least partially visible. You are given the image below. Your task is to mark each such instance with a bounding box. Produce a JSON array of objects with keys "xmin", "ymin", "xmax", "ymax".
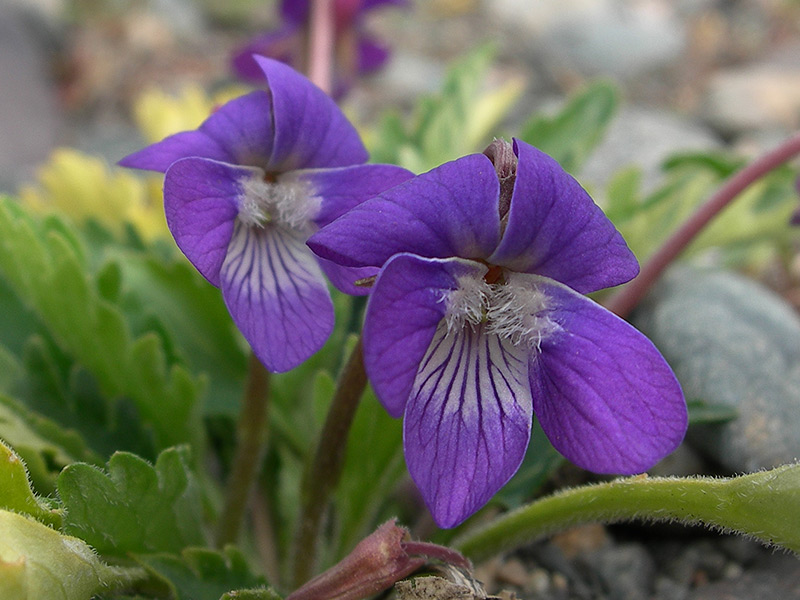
[
  {"xmin": 443, "ymin": 272, "xmax": 558, "ymax": 350},
  {"xmin": 238, "ymin": 173, "xmax": 320, "ymax": 231}
]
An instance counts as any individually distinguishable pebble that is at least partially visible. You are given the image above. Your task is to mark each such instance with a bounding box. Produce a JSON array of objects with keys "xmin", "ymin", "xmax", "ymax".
[
  {"xmin": 633, "ymin": 267, "xmax": 800, "ymax": 473},
  {"xmin": 579, "ymin": 106, "xmax": 720, "ymax": 192},
  {"xmin": 703, "ymin": 61, "xmax": 800, "ymax": 135},
  {"xmin": 489, "ymin": 0, "xmax": 686, "ymax": 81},
  {"xmin": 0, "ymin": 3, "xmax": 62, "ymax": 192},
  {"xmin": 583, "ymin": 543, "xmax": 656, "ymax": 600}
]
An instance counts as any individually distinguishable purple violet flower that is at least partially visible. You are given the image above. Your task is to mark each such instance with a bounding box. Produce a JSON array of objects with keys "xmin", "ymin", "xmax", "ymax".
[
  {"xmin": 119, "ymin": 57, "xmax": 412, "ymax": 372},
  {"xmin": 231, "ymin": 0, "xmax": 408, "ymax": 98},
  {"xmin": 309, "ymin": 138, "xmax": 688, "ymax": 528}
]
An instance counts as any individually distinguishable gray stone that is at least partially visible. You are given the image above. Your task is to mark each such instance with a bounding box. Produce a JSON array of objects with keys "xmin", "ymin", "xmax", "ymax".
[
  {"xmin": 584, "ymin": 543, "xmax": 655, "ymax": 600},
  {"xmin": 703, "ymin": 62, "xmax": 800, "ymax": 136},
  {"xmin": 0, "ymin": 3, "xmax": 63, "ymax": 192},
  {"xmin": 487, "ymin": 0, "xmax": 686, "ymax": 81},
  {"xmin": 579, "ymin": 106, "xmax": 719, "ymax": 192},
  {"xmin": 633, "ymin": 267, "xmax": 800, "ymax": 473},
  {"xmin": 688, "ymin": 553, "xmax": 800, "ymax": 600}
]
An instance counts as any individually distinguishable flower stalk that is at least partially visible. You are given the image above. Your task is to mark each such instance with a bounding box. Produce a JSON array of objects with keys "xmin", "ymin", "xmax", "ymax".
[
  {"xmin": 215, "ymin": 353, "xmax": 271, "ymax": 548},
  {"xmin": 454, "ymin": 464, "xmax": 800, "ymax": 562},
  {"xmin": 308, "ymin": 0, "xmax": 335, "ymax": 94},
  {"xmin": 292, "ymin": 336, "xmax": 369, "ymax": 588},
  {"xmin": 605, "ymin": 131, "xmax": 800, "ymax": 319}
]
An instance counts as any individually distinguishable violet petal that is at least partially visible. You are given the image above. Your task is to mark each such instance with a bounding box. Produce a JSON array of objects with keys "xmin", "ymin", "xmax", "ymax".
[
  {"xmin": 220, "ymin": 222, "xmax": 334, "ymax": 372},
  {"xmin": 163, "ymin": 157, "xmax": 246, "ymax": 286},
  {"xmin": 308, "ymin": 154, "xmax": 501, "ymax": 268},
  {"xmin": 528, "ymin": 277, "xmax": 687, "ymax": 473},
  {"xmin": 118, "ymin": 130, "xmax": 231, "ymax": 173},
  {"xmin": 287, "ymin": 164, "xmax": 414, "ymax": 228},
  {"xmin": 404, "ymin": 320, "xmax": 533, "ymax": 528},
  {"xmin": 489, "ymin": 139, "xmax": 639, "ymax": 294},
  {"xmin": 253, "ymin": 56, "xmax": 368, "ymax": 171},
  {"xmin": 363, "ymin": 254, "xmax": 484, "ymax": 417}
]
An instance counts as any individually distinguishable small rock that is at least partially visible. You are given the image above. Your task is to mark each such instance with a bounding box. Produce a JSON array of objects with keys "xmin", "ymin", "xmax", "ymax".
[
  {"xmin": 0, "ymin": 4, "xmax": 62, "ymax": 192},
  {"xmin": 703, "ymin": 62, "xmax": 800, "ymax": 135},
  {"xmin": 549, "ymin": 524, "xmax": 610, "ymax": 559},
  {"xmin": 584, "ymin": 543, "xmax": 656, "ymax": 600},
  {"xmin": 633, "ymin": 267, "xmax": 800, "ymax": 473},
  {"xmin": 579, "ymin": 106, "xmax": 719, "ymax": 192},
  {"xmin": 495, "ymin": 558, "xmax": 529, "ymax": 588},
  {"xmin": 688, "ymin": 553, "xmax": 800, "ymax": 600},
  {"xmin": 488, "ymin": 0, "xmax": 686, "ymax": 81}
]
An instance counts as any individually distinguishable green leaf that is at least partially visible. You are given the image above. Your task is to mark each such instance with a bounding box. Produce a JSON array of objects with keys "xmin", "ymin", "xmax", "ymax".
[
  {"xmin": 57, "ymin": 446, "xmax": 206, "ymax": 556},
  {"xmin": 0, "ymin": 197, "xmax": 204, "ymax": 451},
  {"xmin": 220, "ymin": 589, "xmax": 283, "ymax": 600},
  {"xmin": 0, "ymin": 394, "xmax": 90, "ymax": 494},
  {"xmin": 0, "ymin": 509, "xmax": 146, "ymax": 600},
  {"xmin": 332, "ymin": 384, "xmax": 405, "ymax": 561},
  {"xmin": 519, "ymin": 80, "xmax": 618, "ymax": 173},
  {"xmin": 368, "ymin": 45, "xmax": 521, "ymax": 172},
  {"xmin": 493, "ymin": 420, "xmax": 564, "ymax": 508},
  {"xmin": 455, "ymin": 464, "xmax": 800, "ymax": 561},
  {"xmin": 0, "ymin": 439, "xmax": 61, "ymax": 528},
  {"xmin": 13, "ymin": 336, "xmax": 156, "ymax": 461},
  {"xmin": 135, "ymin": 547, "xmax": 268, "ymax": 600},
  {"xmin": 110, "ymin": 252, "xmax": 248, "ymax": 417},
  {"xmin": 686, "ymin": 398, "xmax": 738, "ymax": 425}
]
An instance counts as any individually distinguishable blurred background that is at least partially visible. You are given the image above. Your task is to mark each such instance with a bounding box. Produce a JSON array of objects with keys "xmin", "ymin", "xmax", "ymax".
[{"xmin": 2, "ymin": 0, "xmax": 799, "ymax": 192}]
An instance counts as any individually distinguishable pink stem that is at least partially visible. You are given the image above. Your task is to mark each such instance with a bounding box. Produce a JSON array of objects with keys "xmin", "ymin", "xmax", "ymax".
[
  {"xmin": 605, "ymin": 131, "xmax": 800, "ymax": 319},
  {"xmin": 308, "ymin": 0, "xmax": 335, "ymax": 94}
]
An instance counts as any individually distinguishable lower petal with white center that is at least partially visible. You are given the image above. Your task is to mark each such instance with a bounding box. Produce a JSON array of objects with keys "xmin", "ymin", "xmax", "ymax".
[
  {"xmin": 220, "ymin": 221, "xmax": 334, "ymax": 372},
  {"xmin": 403, "ymin": 322, "xmax": 533, "ymax": 528},
  {"xmin": 528, "ymin": 278, "xmax": 687, "ymax": 474}
]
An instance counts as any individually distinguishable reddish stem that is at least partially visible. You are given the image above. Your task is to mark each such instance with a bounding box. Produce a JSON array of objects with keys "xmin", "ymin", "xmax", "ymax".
[
  {"xmin": 605, "ymin": 131, "xmax": 800, "ymax": 319},
  {"xmin": 308, "ymin": 0, "xmax": 335, "ymax": 94}
]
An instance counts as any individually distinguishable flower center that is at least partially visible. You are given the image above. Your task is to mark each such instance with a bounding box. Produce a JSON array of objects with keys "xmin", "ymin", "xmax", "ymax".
[
  {"xmin": 444, "ymin": 270, "xmax": 557, "ymax": 350},
  {"xmin": 238, "ymin": 174, "xmax": 319, "ymax": 231}
]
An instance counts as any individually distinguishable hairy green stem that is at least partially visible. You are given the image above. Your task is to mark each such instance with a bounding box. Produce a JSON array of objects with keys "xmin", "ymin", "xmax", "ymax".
[
  {"xmin": 308, "ymin": 0, "xmax": 334, "ymax": 94},
  {"xmin": 454, "ymin": 466, "xmax": 800, "ymax": 562},
  {"xmin": 215, "ymin": 353, "xmax": 271, "ymax": 548},
  {"xmin": 292, "ymin": 337, "xmax": 368, "ymax": 588},
  {"xmin": 605, "ymin": 131, "xmax": 800, "ymax": 318}
]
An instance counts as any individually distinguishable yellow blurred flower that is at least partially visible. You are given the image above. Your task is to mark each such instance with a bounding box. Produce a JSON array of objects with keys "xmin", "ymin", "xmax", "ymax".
[{"xmin": 19, "ymin": 148, "xmax": 168, "ymax": 242}]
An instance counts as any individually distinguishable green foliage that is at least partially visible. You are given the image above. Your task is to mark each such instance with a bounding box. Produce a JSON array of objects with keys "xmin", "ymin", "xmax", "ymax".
[
  {"xmin": 493, "ymin": 420, "xmax": 563, "ymax": 509},
  {"xmin": 519, "ymin": 81, "xmax": 618, "ymax": 173},
  {"xmin": 0, "ymin": 197, "xmax": 204, "ymax": 452},
  {"xmin": 604, "ymin": 157, "xmax": 797, "ymax": 263},
  {"xmin": 331, "ymin": 383, "xmax": 405, "ymax": 561},
  {"xmin": 0, "ymin": 509, "xmax": 146, "ymax": 600},
  {"xmin": 0, "ymin": 439, "xmax": 61, "ymax": 528},
  {"xmin": 58, "ymin": 447, "xmax": 206, "ymax": 556},
  {"xmin": 134, "ymin": 546, "xmax": 269, "ymax": 600},
  {"xmin": 369, "ymin": 44, "xmax": 524, "ymax": 173}
]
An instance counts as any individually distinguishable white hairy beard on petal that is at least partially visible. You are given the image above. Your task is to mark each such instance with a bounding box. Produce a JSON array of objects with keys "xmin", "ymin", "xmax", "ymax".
[
  {"xmin": 442, "ymin": 271, "xmax": 559, "ymax": 351},
  {"xmin": 237, "ymin": 172, "xmax": 321, "ymax": 231}
]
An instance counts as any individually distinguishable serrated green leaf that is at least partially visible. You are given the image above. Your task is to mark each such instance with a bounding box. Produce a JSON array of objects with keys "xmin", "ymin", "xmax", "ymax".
[
  {"xmin": 0, "ymin": 198, "xmax": 204, "ymax": 451},
  {"xmin": 13, "ymin": 336, "xmax": 157, "ymax": 461},
  {"xmin": 135, "ymin": 546, "xmax": 268, "ymax": 600},
  {"xmin": 519, "ymin": 80, "xmax": 618, "ymax": 173},
  {"xmin": 0, "ymin": 509, "xmax": 146, "ymax": 600},
  {"xmin": 0, "ymin": 439, "xmax": 61, "ymax": 528},
  {"xmin": 110, "ymin": 252, "xmax": 248, "ymax": 416},
  {"xmin": 0, "ymin": 394, "xmax": 89, "ymax": 493},
  {"xmin": 367, "ymin": 45, "xmax": 517, "ymax": 172},
  {"xmin": 58, "ymin": 447, "xmax": 206, "ymax": 556}
]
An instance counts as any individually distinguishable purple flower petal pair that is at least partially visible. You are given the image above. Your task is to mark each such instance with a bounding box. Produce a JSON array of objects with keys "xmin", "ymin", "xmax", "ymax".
[
  {"xmin": 309, "ymin": 138, "xmax": 688, "ymax": 528},
  {"xmin": 120, "ymin": 57, "xmax": 412, "ymax": 372},
  {"xmin": 231, "ymin": 0, "xmax": 407, "ymax": 98}
]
